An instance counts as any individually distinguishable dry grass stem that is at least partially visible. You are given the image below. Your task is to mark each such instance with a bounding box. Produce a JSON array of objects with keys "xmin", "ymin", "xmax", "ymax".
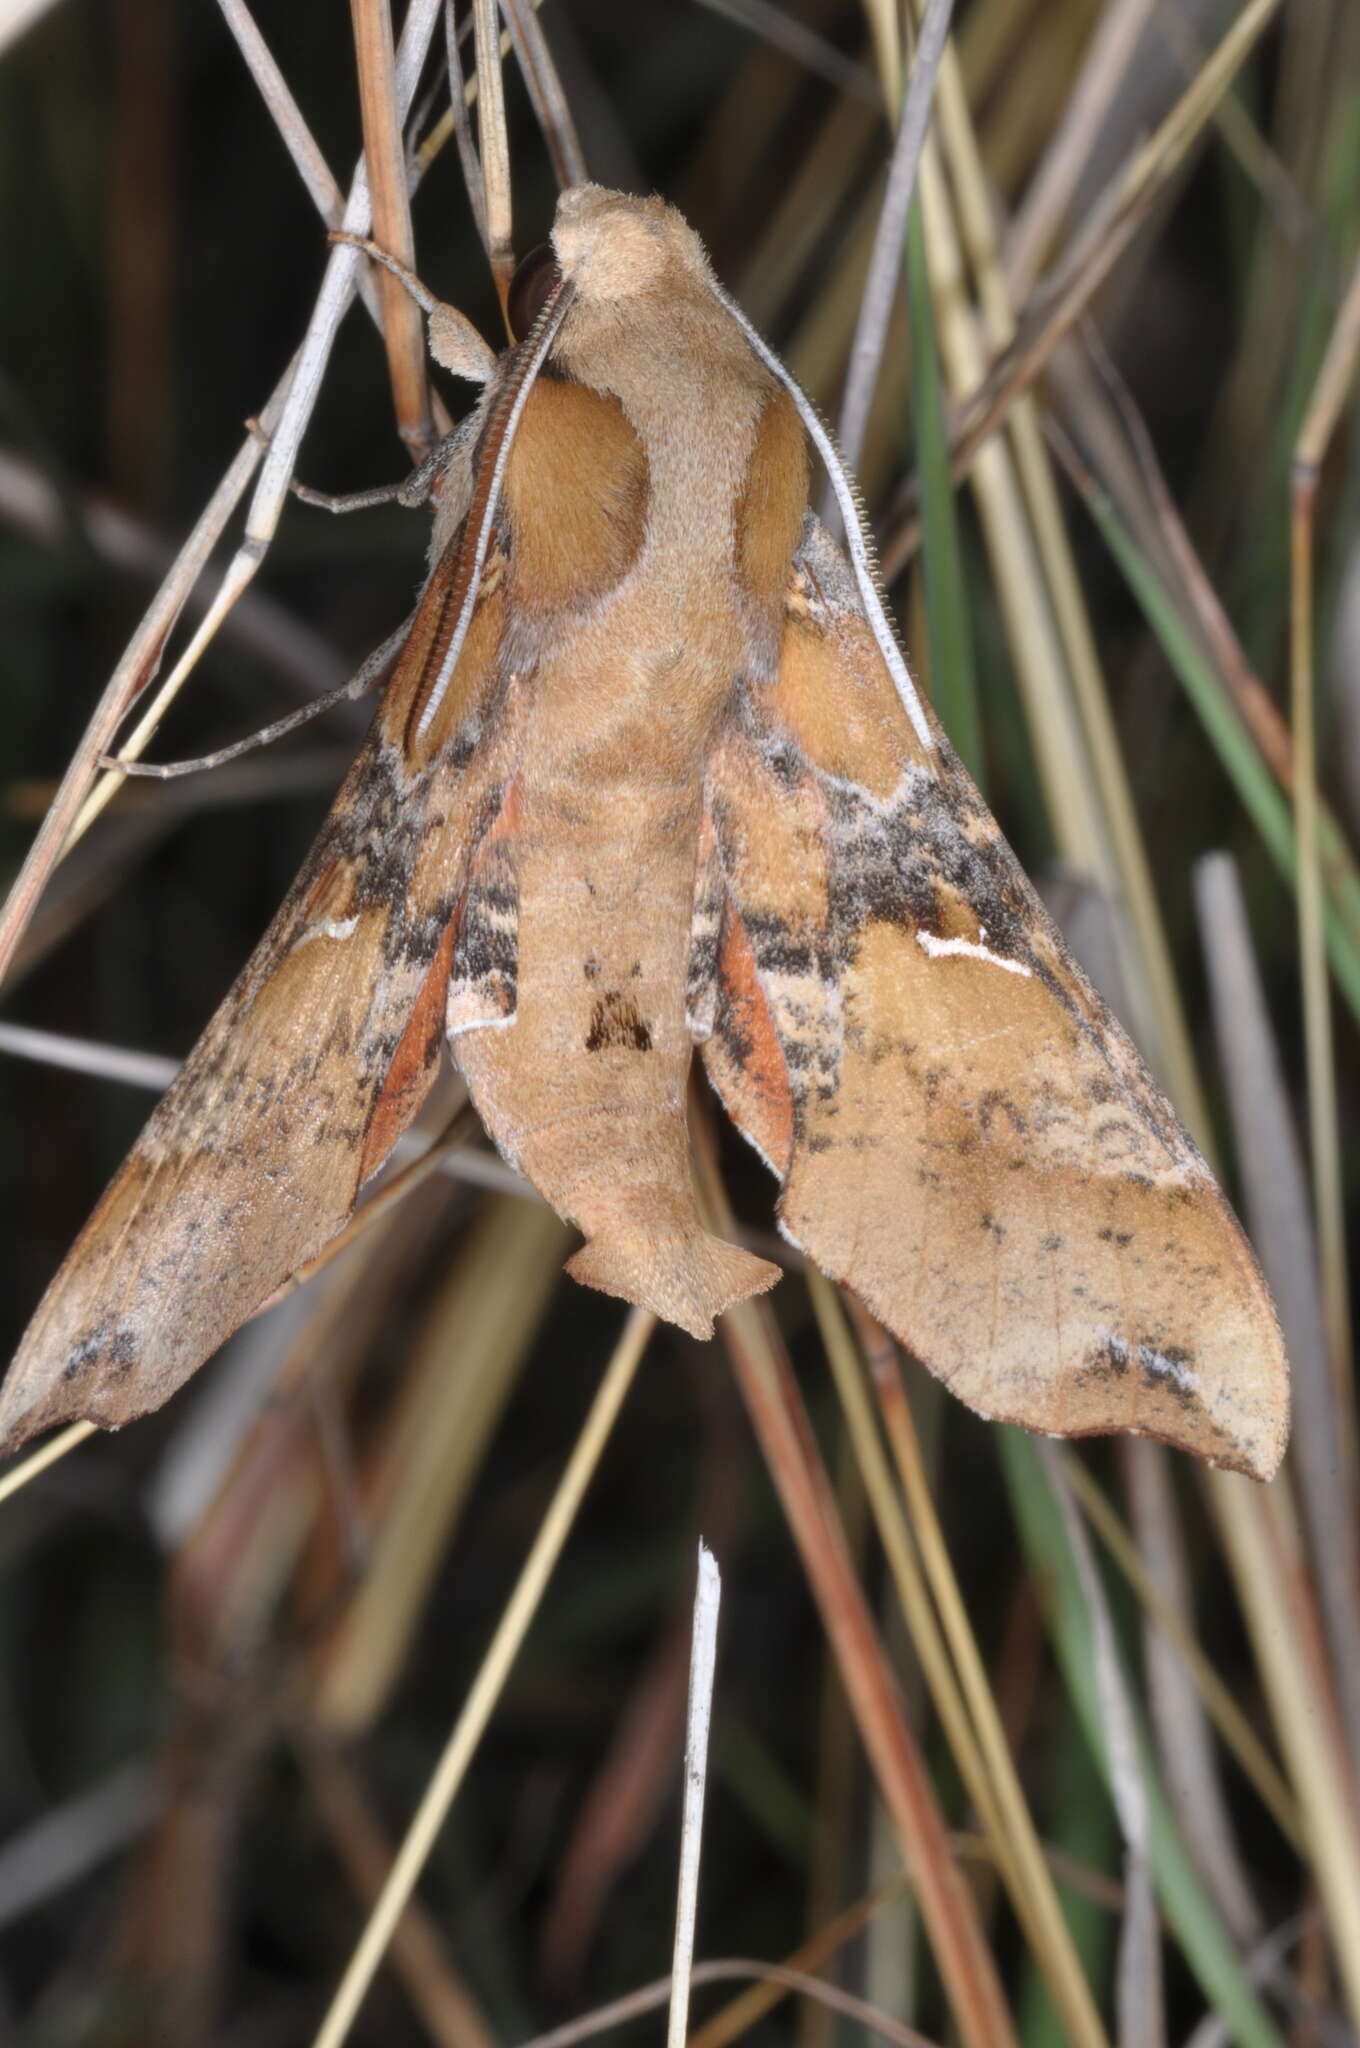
[
  {"xmin": 4, "ymin": 4, "xmax": 1356, "ymax": 2035},
  {"xmin": 500, "ymin": 0, "xmax": 587, "ymax": 188},
  {"xmin": 1195, "ymin": 854, "xmax": 1360, "ymax": 1775},
  {"xmin": 217, "ymin": 0, "xmax": 348, "ymax": 223},
  {"xmin": 836, "ymin": 0, "xmax": 954, "ymax": 476},
  {"xmin": 694, "ymin": 1130, "xmax": 1016, "ymax": 2048},
  {"xmin": 310, "ymin": 1308, "xmax": 653, "ymax": 2048},
  {"xmin": 305, "ymin": 1747, "xmax": 497, "ymax": 2048},
  {"xmin": 845, "ymin": 1300, "xmax": 1111, "ymax": 2047},
  {"xmin": 666, "ymin": 1543, "xmax": 721, "ymax": 2048},
  {"xmin": 472, "ymin": 0, "xmax": 514, "ymax": 311},
  {"xmin": 1042, "ymin": 1446, "xmax": 1164, "ymax": 2046},
  {"xmin": 1291, "ymin": 252, "xmax": 1360, "ymax": 1441},
  {"xmin": 349, "ymin": 0, "xmax": 435, "ymax": 457}
]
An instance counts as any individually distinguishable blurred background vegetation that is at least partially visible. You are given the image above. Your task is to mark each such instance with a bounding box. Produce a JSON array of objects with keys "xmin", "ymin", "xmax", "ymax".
[{"xmin": 0, "ymin": 1, "xmax": 1357, "ymax": 2044}]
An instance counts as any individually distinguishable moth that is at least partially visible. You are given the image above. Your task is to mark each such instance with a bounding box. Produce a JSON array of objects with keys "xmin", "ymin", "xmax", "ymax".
[{"xmin": 0, "ymin": 186, "xmax": 1289, "ymax": 1478}]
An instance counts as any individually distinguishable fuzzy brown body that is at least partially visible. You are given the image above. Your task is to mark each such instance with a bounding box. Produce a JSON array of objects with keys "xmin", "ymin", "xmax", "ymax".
[
  {"xmin": 0, "ymin": 185, "xmax": 1289, "ymax": 1479},
  {"xmin": 451, "ymin": 303, "xmax": 804, "ymax": 1329}
]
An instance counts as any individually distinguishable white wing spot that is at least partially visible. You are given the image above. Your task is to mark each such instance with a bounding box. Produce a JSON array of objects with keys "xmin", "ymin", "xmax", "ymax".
[
  {"xmin": 295, "ymin": 915, "xmax": 360, "ymax": 948},
  {"xmin": 916, "ymin": 930, "xmax": 1031, "ymax": 977}
]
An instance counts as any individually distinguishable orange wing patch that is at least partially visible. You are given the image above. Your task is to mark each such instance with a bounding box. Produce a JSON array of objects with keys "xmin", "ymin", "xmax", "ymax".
[
  {"xmin": 701, "ymin": 905, "xmax": 794, "ymax": 1179},
  {"xmin": 359, "ymin": 912, "xmax": 459, "ymax": 1184}
]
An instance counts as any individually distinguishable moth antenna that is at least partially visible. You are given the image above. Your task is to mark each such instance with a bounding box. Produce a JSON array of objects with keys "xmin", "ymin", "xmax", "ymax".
[
  {"xmin": 412, "ymin": 278, "xmax": 575, "ymax": 743},
  {"xmin": 706, "ymin": 278, "xmax": 933, "ymax": 753}
]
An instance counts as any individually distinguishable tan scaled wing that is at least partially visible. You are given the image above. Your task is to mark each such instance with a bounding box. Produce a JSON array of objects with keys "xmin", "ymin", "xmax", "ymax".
[
  {"xmin": 702, "ymin": 517, "xmax": 1289, "ymax": 1480},
  {"xmin": 0, "ymin": 500, "xmax": 518, "ymax": 1455}
]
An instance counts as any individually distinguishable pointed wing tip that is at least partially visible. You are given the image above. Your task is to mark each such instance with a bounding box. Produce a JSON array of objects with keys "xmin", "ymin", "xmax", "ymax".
[
  {"xmin": 0, "ymin": 1376, "xmax": 102, "ymax": 1462},
  {"xmin": 0, "ymin": 1320, "xmax": 149, "ymax": 1462}
]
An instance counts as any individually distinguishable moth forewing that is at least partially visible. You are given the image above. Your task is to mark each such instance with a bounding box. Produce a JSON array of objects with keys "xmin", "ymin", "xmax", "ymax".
[
  {"xmin": 1, "ymin": 184, "xmax": 1288, "ymax": 1482},
  {"xmin": 0, "ymin": 291, "xmax": 557, "ymax": 1456}
]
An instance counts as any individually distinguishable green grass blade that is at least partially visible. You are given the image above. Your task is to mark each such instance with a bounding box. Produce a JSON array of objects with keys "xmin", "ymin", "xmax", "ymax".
[
  {"xmin": 906, "ymin": 195, "xmax": 984, "ymax": 784},
  {"xmin": 1068, "ymin": 463, "xmax": 1360, "ymax": 1026},
  {"xmin": 999, "ymin": 1428, "xmax": 1287, "ymax": 2048}
]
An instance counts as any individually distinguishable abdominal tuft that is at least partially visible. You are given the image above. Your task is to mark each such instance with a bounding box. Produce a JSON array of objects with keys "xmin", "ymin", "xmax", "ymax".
[{"xmin": 566, "ymin": 1228, "xmax": 778, "ymax": 1337}]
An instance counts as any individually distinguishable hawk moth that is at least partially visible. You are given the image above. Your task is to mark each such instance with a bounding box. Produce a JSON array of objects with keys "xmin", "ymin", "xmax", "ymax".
[{"xmin": 0, "ymin": 186, "xmax": 1289, "ymax": 1479}]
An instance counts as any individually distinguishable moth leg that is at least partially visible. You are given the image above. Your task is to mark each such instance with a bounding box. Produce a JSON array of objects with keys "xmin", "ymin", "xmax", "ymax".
[
  {"xmin": 101, "ymin": 618, "xmax": 411, "ymax": 780},
  {"xmin": 287, "ymin": 476, "xmax": 421, "ymax": 516},
  {"xmin": 244, "ymin": 412, "xmax": 457, "ymax": 516}
]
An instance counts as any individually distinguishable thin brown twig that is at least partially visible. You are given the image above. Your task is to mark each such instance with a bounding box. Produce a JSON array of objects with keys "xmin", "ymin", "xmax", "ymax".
[
  {"xmin": 0, "ymin": 442, "xmax": 350, "ymax": 703},
  {"xmin": 473, "ymin": 0, "xmax": 514, "ymax": 316},
  {"xmin": 690, "ymin": 1124, "xmax": 1017, "ymax": 2048},
  {"xmin": 304, "ymin": 1745, "xmax": 497, "ymax": 2048},
  {"xmin": 349, "ymin": 0, "xmax": 434, "ymax": 458}
]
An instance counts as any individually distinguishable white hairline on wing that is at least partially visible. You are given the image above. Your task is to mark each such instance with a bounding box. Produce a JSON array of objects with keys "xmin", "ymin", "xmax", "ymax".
[
  {"xmin": 415, "ymin": 283, "xmax": 576, "ymax": 743},
  {"xmin": 706, "ymin": 277, "xmax": 934, "ymax": 753}
]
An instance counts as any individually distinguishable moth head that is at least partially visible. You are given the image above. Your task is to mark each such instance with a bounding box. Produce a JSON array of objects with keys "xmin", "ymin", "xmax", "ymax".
[{"xmin": 550, "ymin": 184, "xmax": 708, "ymax": 303}]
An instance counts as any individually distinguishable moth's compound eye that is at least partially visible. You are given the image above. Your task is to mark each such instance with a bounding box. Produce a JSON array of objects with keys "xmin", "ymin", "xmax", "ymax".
[{"xmin": 508, "ymin": 243, "xmax": 563, "ymax": 341}]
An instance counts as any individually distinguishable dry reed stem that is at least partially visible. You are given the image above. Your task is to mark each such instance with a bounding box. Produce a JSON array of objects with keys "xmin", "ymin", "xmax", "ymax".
[
  {"xmin": 443, "ymin": 0, "xmax": 489, "ymax": 249},
  {"xmin": 1292, "ymin": 252, "xmax": 1360, "ymax": 1457},
  {"xmin": 307, "ymin": 1193, "xmax": 570, "ymax": 1733},
  {"xmin": 305, "ymin": 1746, "xmax": 496, "ymax": 2048},
  {"xmin": 919, "ymin": 6, "xmax": 1209, "ymax": 1124},
  {"xmin": 666, "ymin": 1544, "xmax": 721, "ymax": 2048},
  {"xmin": 350, "ymin": 0, "xmax": 434, "ymax": 457},
  {"xmin": 310, "ymin": 1308, "xmax": 654, "ymax": 2048},
  {"xmin": 472, "ymin": 0, "xmax": 514, "ymax": 314},
  {"xmin": 1196, "ymin": 857, "xmax": 1360, "ymax": 1781},
  {"xmin": 1042, "ymin": 1445, "xmax": 1164, "ymax": 2047},
  {"xmin": 0, "ymin": 421, "xmax": 264, "ymax": 985},
  {"xmin": 888, "ymin": 0, "xmax": 1287, "ymax": 587},
  {"xmin": 804, "ymin": 1282, "xmax": 1027, "ymax": 1900},
  {"xmin": 1121, "ymin": 1440, "xmax": 1263, "ymax": 1949},
  {"xmin": 1005, "ymin": 0, "xmax": 1158, "ymax": 297},
  {"xmin": 837, "ymin": 0, "xmax": 954, "ymax": 475},
  {"xmin": 1207, "ymin": 1473, "xmax": 1360, "ymax": 2028},
  {"xmin": 846, "ymin": 1299, "xmax": 1112, "ymax": 2048},
  {"xmin": 68, "ymin": 0, "xmax": 443, "ymax": 833},
  {"xmin": 0, "ymin": 441, "xmax": 352, "ymax": 701},
  {"xmin": 0, "ymin": 1418, "xmax": 97, "ymax": 1508},
  {"xmin": 810, "ymin": 1278, "xmax": 1112, "ymax": 2044},
  {"xmin": 1062, "ymin": 1458, "xmax": 1300, "ymax": 1846},
  {"xmin": 1084, "ymin": 343, "xmax": 1360, "ymax": 983},
  {"xmin": 217, "ymin": 0, "xmax": 348, "ymax": 226},
  {"xmin": 693, "ymin": 1128, "xmax": 1017, "ymax": 2048}
]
